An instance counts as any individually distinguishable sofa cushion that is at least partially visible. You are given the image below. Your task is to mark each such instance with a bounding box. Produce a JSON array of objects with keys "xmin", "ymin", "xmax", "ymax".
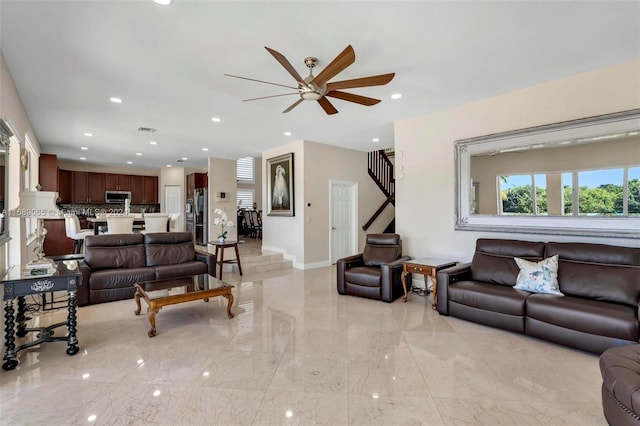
[
  {"xmin": 344, "ymin": 267, "xmax": 382, "ymax": 287},
  {"xmin": 514, "ymin": 255, "xmax": 563, "ymax": 295},
  {"xmin": 362, "ymin": 234, "xmax": 401, "ymax": 266},
  {"xmin": 448, "ymin": 280, "xmax": 529, "ymax": 316},
  {"xmin": 84, "ymin": 234, "xmax": 146, "ymax": 270},
  {"xmin": 470, "ymin": 239, "xmax": 545, "ymax": 286},
  {"xmin": 546, "ymin": 242, "xmax": 640, "ymax": 307},
  {"xmin": 89, "ymin": 267, "xmax": 156, "ymax": 291},
  {"xmin": 144, "ymin": 232, "xmax": 196, "ymax": 266},
  {"xmin": 600, "ymin": 345, "xmax": 640, "ymax": 422},
  {"xmin": 154, "ymin": 261, "xmax": 208, "ymax": 280},
  {"xmin": 527, "ymin": 294, "xmax": 639, "ymax": 342}
]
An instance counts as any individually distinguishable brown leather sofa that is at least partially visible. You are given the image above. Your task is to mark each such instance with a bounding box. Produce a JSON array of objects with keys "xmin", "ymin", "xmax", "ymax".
[
  {"xmin": 77, "ymin": 232, "xmax": 215, "ymax": 306},
  {"xmin": 437, "ymin": 238, "xmax": 640, "ymax": 354},
  {"xmin": 600, "ymin": 344, "xmax": 640, "ymax": 426},
  {"xmin": 337, "ymin": 233, "xmax": 411, "ymax": 303}
]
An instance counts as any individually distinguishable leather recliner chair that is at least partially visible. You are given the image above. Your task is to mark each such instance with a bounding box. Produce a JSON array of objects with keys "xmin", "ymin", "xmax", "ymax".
[{"xmin": 337, "ymin": 233, "xmax": 411, "ymax": 303}]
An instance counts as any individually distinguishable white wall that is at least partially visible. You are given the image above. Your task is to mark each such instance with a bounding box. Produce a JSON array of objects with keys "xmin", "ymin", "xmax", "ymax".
[{"xmin": 396, "ymin": 59, "xmax": 640, "ymax": 263}]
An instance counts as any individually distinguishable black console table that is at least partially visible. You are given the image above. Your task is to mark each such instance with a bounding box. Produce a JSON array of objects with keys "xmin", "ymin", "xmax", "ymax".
[{"xmin": 1, "ymin": 260, "xmax": 81, "ymax": 371}]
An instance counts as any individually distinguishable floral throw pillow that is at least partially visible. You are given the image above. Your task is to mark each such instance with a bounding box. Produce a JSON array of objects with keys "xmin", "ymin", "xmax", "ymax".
[{"xmin": 513, "ymin": 255, "xmax": 563, "ymax": 295}]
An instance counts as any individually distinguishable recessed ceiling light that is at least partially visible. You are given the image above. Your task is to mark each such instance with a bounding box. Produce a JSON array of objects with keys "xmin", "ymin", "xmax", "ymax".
[
  {"xmin": 79, "ymin": 157, "xmax": 86, "ymax": 160},
  {"xmin": 181, "ymin": 157, "xmax": 188, "ymax": 161},
  {"xmin": 109, "ymin": 97, "xmax": 122, "ymax": 103},
  {"xmin": 284, "ymin": 132, "xmax": 292, "ymax": 136},
  {"xmin": 153, "ymin": 0, "xmax": 172, "ymax": 5},
  {"xmin": 166, "ymin": 164, "xmax": 172, "ymax": 167},
  {"xmin": 84, "ymin": 132, "xmax": 93, "ymax": 137},
  {"xmin": 81, "ymin": 146, "xmax": 88, "ymax": 150},
  {"xmin": 391, "ymin": 93, "xmax": 402, "ymax": 100},
  {"xmin": 211, "ymin": 117, "xmax": 221, "ymax": 123},
  {"xmin": 136, "ymin": 152, "xmax": 142, "ymax": 156},
  {"xmin": 127, "ymin": 161, "xmax": 133, "ymax": 164},
  {"xmin": 202, "ymin": 148, "xmax": 209, "ymax": 151},
  {"xmin": 149, "ymin": 141, "xmax": 157, "ymax": 145},
  {"xmin": 372, "ymin": 138, "xmax": 380, "ymax": 142}
]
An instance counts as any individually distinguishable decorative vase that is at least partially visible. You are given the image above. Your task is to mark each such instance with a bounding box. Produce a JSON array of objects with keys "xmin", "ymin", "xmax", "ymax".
[{"xmin": 218, "ymin": 236, "xmax": 226, "ymax": 243}]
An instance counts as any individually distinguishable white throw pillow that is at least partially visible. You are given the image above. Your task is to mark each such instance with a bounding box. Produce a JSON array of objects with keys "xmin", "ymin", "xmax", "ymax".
[{"xmin": 513, "ymin": 255, "xmax": 563, "ymax": 295}]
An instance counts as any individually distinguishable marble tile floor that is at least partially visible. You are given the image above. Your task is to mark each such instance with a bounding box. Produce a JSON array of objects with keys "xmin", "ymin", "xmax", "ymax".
[{"xmin": 0, "ymin": 265, "xmax": 606, "ymax": 425}]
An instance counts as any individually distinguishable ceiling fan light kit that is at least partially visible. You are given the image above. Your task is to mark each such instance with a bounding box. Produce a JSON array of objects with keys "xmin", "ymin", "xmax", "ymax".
[{"xmin": 225, "ymin": 45, "xmax": 395, "ymax": 115}]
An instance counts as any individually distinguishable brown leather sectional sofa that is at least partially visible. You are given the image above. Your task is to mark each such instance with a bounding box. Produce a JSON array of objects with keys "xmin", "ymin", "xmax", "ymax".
[
  {"xmin": 77, "ymin": 232, "xmax": 215, "ymax": 306},
  {"xmin": 437, "ymin": 238, "xmax": 640, "ymax": 354},
  {"xmin": 600, "ymin": 344, "xmax": 640, "ymax": 425}
]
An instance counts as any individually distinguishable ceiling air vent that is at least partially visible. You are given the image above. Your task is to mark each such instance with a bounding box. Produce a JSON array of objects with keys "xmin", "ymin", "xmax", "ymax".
[{"xmin": 137, "ymin": 127, "xmax": 157, "ymax": 133}]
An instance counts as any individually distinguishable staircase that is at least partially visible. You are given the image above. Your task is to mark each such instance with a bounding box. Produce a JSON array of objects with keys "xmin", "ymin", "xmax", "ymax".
[
  {"xmin": 238, "ymin": 251, "xmax": 292, "ymax": 275},
  {"xmin": 363, "ymin": 150, "xmax": 395, "ymax": 231}
]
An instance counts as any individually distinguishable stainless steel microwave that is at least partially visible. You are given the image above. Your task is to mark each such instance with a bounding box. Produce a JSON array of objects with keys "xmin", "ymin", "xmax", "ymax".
[{"xmin": 105, "ymin": 190, "xmax": 131, "ymax": 203}]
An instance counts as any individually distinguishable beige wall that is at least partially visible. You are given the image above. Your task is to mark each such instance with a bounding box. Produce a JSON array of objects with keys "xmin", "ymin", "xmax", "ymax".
[
  {"xmin": 396, "ymin": 59, "xmax": 640, "ymax": 263},
  {"xmin": 263, "ymin": 140, "xmax": 390, "ymax": 268},
  {"xmin": 208, "ymin": 157, "xmax": 237, "ymax": 243},
  {"xmin": 303, "ymin": 141, "xmax": 389, "ymax": 266},
  {"xmin": 0, "ymin": 51, "xmax": 43, "ymax": 271}
]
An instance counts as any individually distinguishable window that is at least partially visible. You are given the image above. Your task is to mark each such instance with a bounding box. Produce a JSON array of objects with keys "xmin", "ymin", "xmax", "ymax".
[
  {"xmin": 237, "ymin": 189, "xmax": 254, "ymax": 209},
  {"xmin": 236, "ymin": 157, "xmax": 254, "ymax": 184},
  {"xmin": 499, "ymin": 166, "xmax": 638, "ymax": 217}
]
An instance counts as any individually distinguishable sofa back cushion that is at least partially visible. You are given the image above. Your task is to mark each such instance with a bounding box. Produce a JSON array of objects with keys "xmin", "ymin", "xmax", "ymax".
[
  {"xmin": 84, "ymin": 234, "xmax": 146, "ymax": 270},
  {"xmin": 144, "ymin": 232, "xmax": 196, "ymax": 266},
  {"xmin": 471, "ymin": 239, "xmax": 545, "ymax": 286},
  {"xmin": 546, "ymin": 242, "xmax": 640, "ymax": 307},
  {"xmin": 362, "ymin": 234, "xmax": 402, "ymax": 266}
]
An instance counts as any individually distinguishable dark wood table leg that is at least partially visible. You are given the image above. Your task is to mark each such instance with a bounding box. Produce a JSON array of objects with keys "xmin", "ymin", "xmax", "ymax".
[
  {"xmin": 66, "ymin": 291, "xmax": 79, "ymax": 355},
  {"xmin": 401, "ymin": 269, "xmax": 409, "ymax": 302},
  {"xmin": 224, "ymin": 292, "xmax": 235, "ymax": 318},
  {"xmin": 218, "ymin": 246, "xmax": 225, "ymax": 280},
  {"xmin": 134, "ymin": 287, "xmax": 142, "ymax": 315},
  {"xmin": 2, "ymin": 299, "xmax": 18, "ymax": 371},
  {"xmin": 234, "ymin": 243, "xmax": 243, "ymax": 275},
  {"xmin": 16, "ymin": 296, "xmax": 27, "ymax": 337}
]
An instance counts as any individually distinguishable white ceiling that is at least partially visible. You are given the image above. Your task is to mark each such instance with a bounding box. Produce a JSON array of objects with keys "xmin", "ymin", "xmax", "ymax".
[{"xmin": 1, "ymin": 1, "xmax": 638, "ymax": 170}]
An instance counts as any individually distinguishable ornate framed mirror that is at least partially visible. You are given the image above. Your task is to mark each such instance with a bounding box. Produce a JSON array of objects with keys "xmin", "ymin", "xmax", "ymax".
[{"xmin": 455, "ymin": 109, "xmax": 640, "ymax": 239}]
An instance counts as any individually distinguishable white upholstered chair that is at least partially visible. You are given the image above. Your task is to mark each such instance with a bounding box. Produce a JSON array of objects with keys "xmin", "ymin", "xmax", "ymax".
[
  {"xmin": 106, "ymin": 215, "xmax": 135, "ymax": 234},
  {"xmin": 64, "ymin": 214, "xmax": 93, "ymax": 254},
  {"xmin": 169, "ymin": 213, "xmax": 181, "ymax": 232},
  {"xmin": 142, "ymin": 213, "xmax": 170, "ymax": 233}
]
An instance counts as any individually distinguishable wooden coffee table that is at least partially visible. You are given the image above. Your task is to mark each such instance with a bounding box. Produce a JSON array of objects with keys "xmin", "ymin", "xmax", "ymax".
[{"xmin": 134, "ymin": 274, "xmax": 234, "ymax": 337}]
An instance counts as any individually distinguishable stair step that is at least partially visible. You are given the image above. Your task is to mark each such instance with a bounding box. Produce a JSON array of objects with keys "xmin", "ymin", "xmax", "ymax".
[
  {"xmin": 241, "ymin": 252, "xmax": 284, "ymax": 264},
  {"xmin": 242, "ymin": 258, "xmax": 292, "ymax": 274}
]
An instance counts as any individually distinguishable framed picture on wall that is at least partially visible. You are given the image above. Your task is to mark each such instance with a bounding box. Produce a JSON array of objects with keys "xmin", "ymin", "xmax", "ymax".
[{"xmin": 267, "ymin": 152, "xmax": 294, "ymax": 216}]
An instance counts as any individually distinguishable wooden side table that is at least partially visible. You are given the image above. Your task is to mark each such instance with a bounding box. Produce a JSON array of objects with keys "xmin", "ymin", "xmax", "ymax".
[
  {"xmin": 207, "ymin": 240, "xmax": 244, "ymax": 280},
  {"xmin": 401, "ymin": 257, "xmax": 457, "ymax": 309}
]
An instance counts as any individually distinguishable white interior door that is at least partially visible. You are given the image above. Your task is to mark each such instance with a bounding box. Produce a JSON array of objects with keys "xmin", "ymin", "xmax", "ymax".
[
  {"xmin": 330, "ymin": 181, "xmax": 357, "ymax": 263},
  {"xmin": 164, "ymin": 185, "xmax": 182, "ymax": 230}
]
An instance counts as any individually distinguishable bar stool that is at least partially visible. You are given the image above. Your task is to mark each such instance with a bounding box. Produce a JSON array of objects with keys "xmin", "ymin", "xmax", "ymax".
[{"xmin": 64, "ymin": 215, "xmax": 93, "ymax": 254}]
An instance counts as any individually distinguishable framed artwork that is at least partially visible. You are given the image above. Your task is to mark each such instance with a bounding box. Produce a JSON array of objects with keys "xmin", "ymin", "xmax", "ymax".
[{"xmin": 267, "ymin": 152, "xmax": 294, "ymax": 216}]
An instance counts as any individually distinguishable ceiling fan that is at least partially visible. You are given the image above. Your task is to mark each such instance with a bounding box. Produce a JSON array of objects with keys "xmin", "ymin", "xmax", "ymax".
[{"xmin": 224, "ymin": 45, "xmax": 395, "ymax": 115}]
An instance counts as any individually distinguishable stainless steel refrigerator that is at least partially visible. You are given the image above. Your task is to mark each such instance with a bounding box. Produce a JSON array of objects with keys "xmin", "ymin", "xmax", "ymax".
[{"xmin": 187, "ymin": 188, "xmax": 207, "ymax": 245}]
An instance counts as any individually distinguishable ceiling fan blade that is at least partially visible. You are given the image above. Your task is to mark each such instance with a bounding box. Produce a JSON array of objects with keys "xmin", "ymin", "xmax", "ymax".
[
  {"xmin": 283, "ymin": 98, "xmax": 304, "ymax": 113},
  {"xmin": 325, "ymin": 91, "xmax": 380, "ymax": 106},
  {"xmin": 317, "ymin": 97, "xmax": 339, "ymax": 115},
  {"xmin": 264, "ymin": 47, "xmax": 306, "ymax": 85},
  {"xmin": 224, "ymin": 74, "xmax": 298, "ymax": 90},
  {"xmin": 326, "ymin": 73, "xmax": 395, "ymax": 91},
  {"xmin": 243, "ymin": 93, "xmax": 299, "ymax": 102},
  {"xmin": 312, "ymin": 45, "xmax": 356, "ymax": 87}
]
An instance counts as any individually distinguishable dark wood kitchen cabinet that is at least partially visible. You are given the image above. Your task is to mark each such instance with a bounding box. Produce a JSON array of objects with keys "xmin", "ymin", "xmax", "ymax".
[
  {"xmin": 105, "ymin": 173, "xmax": 131, "ymax": 191},
  {"xmin": 72, "ymin": 171, "xmax": 105, "ymax": 203},
  {"xmin": 131, "ymin": 175, "xmax": 158, "ymax": 204},
  {"xmin": 58, "ymin": 169, "xmax": 72, "ymax": 203},
  {"xmin": 38, "ymin": 154, "xmax": 59, "ymax": 192}
]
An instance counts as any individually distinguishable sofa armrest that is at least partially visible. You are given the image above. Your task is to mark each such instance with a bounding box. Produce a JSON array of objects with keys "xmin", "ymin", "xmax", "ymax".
[
  {"xmin": 195, "ymin": 249, "xmax": 216, "ymax": 277},
  {"xmin": 77, "ymin": 261, "xmax": 91, "ymax": 307},
  {"xmin": 436, "ymin": 263, "xmax": 471, "ymax": 315},
  {"xmin": 336, "ymin": 253, "xmax": 364, "ymax": 294},
  {"xmin": 380, "ymin": 256, "xmax": 412, "ymax": 302}
]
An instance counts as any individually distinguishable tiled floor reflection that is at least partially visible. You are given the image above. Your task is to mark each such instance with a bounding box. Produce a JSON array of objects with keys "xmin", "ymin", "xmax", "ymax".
[{"xmin": 0, "ymin": 261, "xmax": 605, "ymax": 425}]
